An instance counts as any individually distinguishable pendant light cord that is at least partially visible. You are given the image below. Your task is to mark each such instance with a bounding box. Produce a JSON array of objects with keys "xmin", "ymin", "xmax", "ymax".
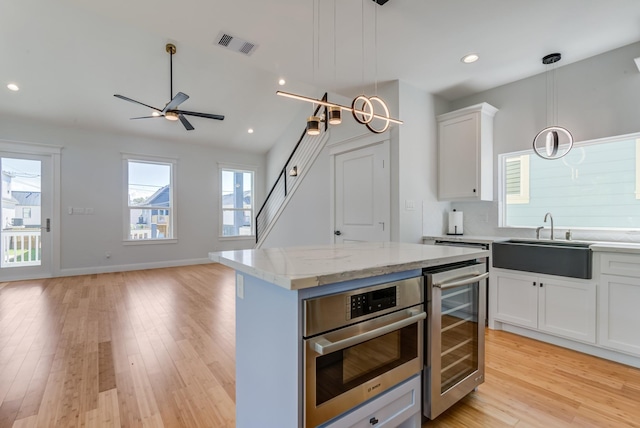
[
  {"xmin": 374, "ymin": 2, "xmax": 378, "ymax": 95},
  {"xmin": 361, "ymin": 0, "xmax": 365, "ymax": 93}
]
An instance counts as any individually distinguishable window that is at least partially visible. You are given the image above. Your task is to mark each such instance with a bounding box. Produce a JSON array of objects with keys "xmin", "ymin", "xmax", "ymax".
[
  {"xmin": 22, "ymin": 207, "xmax": 31, "ymax": 219},
  {"xmin": 500, "ymin": 132, "xmax": 640, "ymax": 229},
  {"xmin": 220, "ymin": 166, "xmax": 254, "ymax": 237},
  {"xmin": 124, "ymin": 155, "xmax": 175, "ymax": 241}
]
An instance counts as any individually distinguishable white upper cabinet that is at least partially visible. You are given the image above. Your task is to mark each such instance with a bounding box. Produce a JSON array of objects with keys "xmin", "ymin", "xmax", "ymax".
[{"xmin": 437, "ymin": 103, "xmax": 498, "ymax": 201}]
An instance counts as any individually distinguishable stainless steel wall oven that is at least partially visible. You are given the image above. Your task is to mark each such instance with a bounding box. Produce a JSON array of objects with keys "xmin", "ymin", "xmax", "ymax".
[
  {"xmin": 423, "ymin": 260, "xmax": 488, "ymax": 419},
  {"xmin": 303, "ymin": 277, "xmax": 425, "ymax": 428}
]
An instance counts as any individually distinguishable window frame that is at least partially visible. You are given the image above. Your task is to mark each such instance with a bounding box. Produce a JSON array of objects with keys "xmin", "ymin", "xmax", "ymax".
[
  {"xmin": 498, "ymin": 131, "xmax": 640, "ymax": 231},
  {"xmin": 219, "ymin": 163, "xmax": 256, "ymax": 240},
  {"xmin": 122, "ymin": 153, "xmax": 177, "ymax": 245}
]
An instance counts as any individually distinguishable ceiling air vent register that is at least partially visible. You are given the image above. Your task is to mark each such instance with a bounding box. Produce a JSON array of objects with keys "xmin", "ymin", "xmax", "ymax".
[{"xmin": 215, "ymin": 32, "xmax": 258, "ymax": 56}]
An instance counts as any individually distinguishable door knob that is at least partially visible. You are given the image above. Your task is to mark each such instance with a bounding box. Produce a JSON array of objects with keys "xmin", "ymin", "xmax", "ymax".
[{"xmin": 334, "ymin": 230, "xmax": 342, "ymax": 236}]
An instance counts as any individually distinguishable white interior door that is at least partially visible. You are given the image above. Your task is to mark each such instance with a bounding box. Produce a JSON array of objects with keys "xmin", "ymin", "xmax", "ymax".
[
  {"xmin": 1, "ymin": 152, "xmax": 53, "ymax": 280},
  {"xmin": 334, "ymin": 141, "xmax": 390, "ymax": 243}
]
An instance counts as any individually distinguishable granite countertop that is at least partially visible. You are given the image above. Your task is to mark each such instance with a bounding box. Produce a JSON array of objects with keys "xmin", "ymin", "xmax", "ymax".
[{"xmin": 209, "ymin": 241, "xmax": 489, "ymax": 290}]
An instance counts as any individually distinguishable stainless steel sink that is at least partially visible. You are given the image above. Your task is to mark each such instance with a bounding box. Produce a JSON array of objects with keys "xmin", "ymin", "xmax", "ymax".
[{"xmin": 492, "ymin": 239, "xmax": 593, "ymax": 279}]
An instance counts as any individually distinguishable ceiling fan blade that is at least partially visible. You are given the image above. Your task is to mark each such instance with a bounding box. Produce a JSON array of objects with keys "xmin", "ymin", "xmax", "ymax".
[
  {"xmin": 130, "ymin": 115, "xmax": 164, "ymax": 120},
  {"xmin": 178, "ymin": 114, "xmax": 194, "ymax": 131},
  {"xmin": 114, "ymin": 94, "xmax": 162, "ymax": 112},
  {"xmin": 162, "ymin": 92, "xmax": 189, "ymax": 113},
  {"xmin": 177, "ymin": 110, "xmax": 225, "ymax": 121}
]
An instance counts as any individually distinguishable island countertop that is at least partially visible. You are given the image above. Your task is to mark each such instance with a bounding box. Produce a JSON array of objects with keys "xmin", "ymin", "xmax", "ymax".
[{"xmin": 209, "ymin": 241, "xmax": 489, "ymax": 290}]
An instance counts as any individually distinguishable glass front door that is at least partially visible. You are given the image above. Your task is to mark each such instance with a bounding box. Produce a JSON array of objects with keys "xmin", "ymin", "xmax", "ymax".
[{"xmin": 1, "ymin": 153, "xmax": 52, "ymax": 278}]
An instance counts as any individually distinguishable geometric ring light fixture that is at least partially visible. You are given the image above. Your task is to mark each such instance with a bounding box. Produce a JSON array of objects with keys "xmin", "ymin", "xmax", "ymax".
[
  {"xmin": 532, "ymin": 53, "xmax": 574, "ymax": 159},
  {"xmin": 276, "ymin": 91, "xmax": 402, "ymax": 135}
]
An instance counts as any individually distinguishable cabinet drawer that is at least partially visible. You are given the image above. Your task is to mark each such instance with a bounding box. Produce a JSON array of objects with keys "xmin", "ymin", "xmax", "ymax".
[
  {"xmin": 600, "ymin": 253, "xmax": 640, "ymax": 277},
  {"xmin": 321, "ymin": 375, "xmax": 420, "ymax": 428}
]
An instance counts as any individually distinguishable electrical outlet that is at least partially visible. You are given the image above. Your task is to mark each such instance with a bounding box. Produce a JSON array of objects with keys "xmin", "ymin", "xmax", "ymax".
[{"xmin": 237, "ymin": 274, "xmax": 244, "ymax": 299}]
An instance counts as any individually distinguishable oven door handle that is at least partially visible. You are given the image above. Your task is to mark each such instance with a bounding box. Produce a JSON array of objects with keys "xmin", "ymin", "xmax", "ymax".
[
  {"xmin": 312, "ymin": 309, "xmax": 426, "ymax": 355},
  {"xmin": 433, "ymin": 271, "xmax": 489, "ymax": 289}
]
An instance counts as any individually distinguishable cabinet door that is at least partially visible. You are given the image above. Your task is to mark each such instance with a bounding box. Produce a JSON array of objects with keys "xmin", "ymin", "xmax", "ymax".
[
  {"xmin": 538, "ymin": 278, "xmax": 596, "ymax": 343},
  {"xmin": 599, "ymin": 274, "xmax": 640, "ymax": 356},
  {"xmin": 492, "ymin": 270, "xmax": 538, "ymax": 329},
  {"xmin": 438, "ymin": 113, "xmax": 479, "ymax": 200}
]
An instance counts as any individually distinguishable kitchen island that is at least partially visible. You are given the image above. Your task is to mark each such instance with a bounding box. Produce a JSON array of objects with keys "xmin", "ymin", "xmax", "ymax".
[{"xmin": 209, "ymin": 241, "xmax": 489, "ymax": 428}]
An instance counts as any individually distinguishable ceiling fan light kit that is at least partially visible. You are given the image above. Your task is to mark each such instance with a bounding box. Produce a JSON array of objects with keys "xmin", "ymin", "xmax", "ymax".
[
  {"xmin": 532, "ymin": 52, "xmax": 574, "ymax": 159},
  {"xmin": 113, "ymin": 43, "xmax": 224, "ymax": 131}
]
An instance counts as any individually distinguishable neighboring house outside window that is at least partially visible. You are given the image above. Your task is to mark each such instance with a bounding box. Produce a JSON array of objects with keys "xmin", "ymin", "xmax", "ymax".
[
  {"xmin": 124, "ymin": 155, "xmax": 176, "ymax": 242},
  {"xmin": 22, "ymin": 207, "xmax": 31, "ymax": 219},
  {"xmin": 220, "ymin": 165, "xmax": 254, "ymax": 237},
  {"xmin": 505, "ymin": 154, "xmax": 530, "ymax": 205}
]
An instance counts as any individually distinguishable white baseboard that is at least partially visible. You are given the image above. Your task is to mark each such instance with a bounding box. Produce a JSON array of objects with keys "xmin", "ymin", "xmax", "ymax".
[{"xmin": 56, "ymin": 257, "xmax": 213, "ymax": 278}]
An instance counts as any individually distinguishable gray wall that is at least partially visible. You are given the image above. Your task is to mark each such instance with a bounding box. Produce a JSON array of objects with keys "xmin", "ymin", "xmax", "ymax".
[
  {"xmin": 0, "ymin": 113, "xmax": 265, "ymax": 275},
  {"xmin": 450, "ymin": 41, "xmax": 640, "ymax": 243}
]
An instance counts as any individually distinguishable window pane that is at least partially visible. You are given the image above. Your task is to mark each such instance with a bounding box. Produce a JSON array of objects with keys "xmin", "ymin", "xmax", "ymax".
[
  {"xmin": 222, "ymin": 209, "xmax": 252, "ymax": 236},
  {"xmin": 222, "ymin": 170, "xmax": 252, "ymax": 209},
  {"xmin": 503, "ymin": 135, "xmax": 640, "ymax": 229},
  {"xmin": 128, "ymin": 162, "xmax": 171, "ymax": 207},
  {"xmin": 220, "ymin": 168, "xmax": 254, "ymax": 237},
  {"xmin": 126, "ymin": 159, "xmax": 173, "ymax": 240},
  {"xmin": 128, "ymin": 208, "xmax": 171, "ymax": 239}
]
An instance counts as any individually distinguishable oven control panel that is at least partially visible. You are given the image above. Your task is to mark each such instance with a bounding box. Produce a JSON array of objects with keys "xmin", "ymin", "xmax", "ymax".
[{"xmin": 349, "ymin": 286, "xmax": 398, "ymax": 319}]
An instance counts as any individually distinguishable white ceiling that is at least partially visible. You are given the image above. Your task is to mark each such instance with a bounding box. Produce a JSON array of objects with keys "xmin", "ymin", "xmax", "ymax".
[{"xmin": 2, "ymin": 0, "xmax": 639, "ymax": 153}]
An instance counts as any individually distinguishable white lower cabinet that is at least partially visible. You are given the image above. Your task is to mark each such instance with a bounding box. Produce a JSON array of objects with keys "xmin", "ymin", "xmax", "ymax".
[
  {"xmin": 598, "ymin": 252, "xmax": 640, "ymax": 355},
  {"xmin": 492, "ymin": 268, "xmax": 596, "ymax": 343}
]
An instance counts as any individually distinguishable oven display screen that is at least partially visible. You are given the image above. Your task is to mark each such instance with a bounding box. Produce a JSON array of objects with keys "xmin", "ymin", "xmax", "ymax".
[{"xmin": 350, "ymin": 286, "xmax": 397, "ymax": 319}]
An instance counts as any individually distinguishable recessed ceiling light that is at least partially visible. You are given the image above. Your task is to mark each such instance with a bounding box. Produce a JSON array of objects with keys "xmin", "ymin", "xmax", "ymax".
[
  {"xmin": 278, "ymin": 79, "xmax": 286, "ymax": 86},
  {"xmin": 461, "ymin": 53, "xmax": 479, "ymax": 64},
  {"xmin": 7, "ymin": 83, "xmax": 19, "ymax": 91},
  {"xmin": 247, "ymin": 128, "xmax": 254, "ymax": 134}
]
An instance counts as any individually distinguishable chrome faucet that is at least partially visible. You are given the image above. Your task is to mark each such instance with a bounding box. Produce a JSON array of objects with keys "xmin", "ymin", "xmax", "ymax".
[
  {"xmin": 536, "ymin": 226, "xmax": 544, "ymax": 240},
  {"xmin": 544, "ymin": 212, "xmax": 554, "ymax": 240}
]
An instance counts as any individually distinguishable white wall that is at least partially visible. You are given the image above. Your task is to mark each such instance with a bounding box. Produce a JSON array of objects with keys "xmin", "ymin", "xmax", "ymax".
[
  {"xmin": 449, "ymin": 41, "xmax": 640, "ymax": 242},
  {"xmin": 261, "ymin": 144, "xmax": 332, "ymax": 248},
  {"xmin": 396, "ymin": 80, "xmax": 451, "ymax": 242},
  {"xmin": 0, "ymin": 113, "xmax": 265, "ymax": 275}
]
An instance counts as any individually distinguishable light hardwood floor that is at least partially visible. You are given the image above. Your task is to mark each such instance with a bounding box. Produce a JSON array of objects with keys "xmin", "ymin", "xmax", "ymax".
[{"xmin": 1, "ymin": 264, "xmax": 639, "ymax": 427}]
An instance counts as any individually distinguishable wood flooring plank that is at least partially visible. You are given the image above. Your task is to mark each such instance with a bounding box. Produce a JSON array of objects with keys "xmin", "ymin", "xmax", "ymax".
[{"xmin": 98, "ymin": 342, "xmax": 117, "ymax": 393}]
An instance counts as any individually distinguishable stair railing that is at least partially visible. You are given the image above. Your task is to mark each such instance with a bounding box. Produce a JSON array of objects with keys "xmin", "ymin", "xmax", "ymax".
[{"xmin": 256, "ymin": 93, "xmax": 328, "ymax": 244}]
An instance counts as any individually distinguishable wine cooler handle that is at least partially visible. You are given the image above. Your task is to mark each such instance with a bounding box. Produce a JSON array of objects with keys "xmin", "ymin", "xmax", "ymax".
[{"xmin": 433, "ymin": 272, "xmax": 489, "ymax": 289}]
